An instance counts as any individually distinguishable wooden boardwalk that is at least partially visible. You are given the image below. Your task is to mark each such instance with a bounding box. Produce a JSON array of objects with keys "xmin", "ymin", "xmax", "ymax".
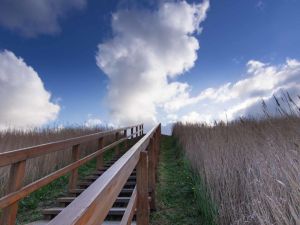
[{"xmin": 0, "ymin": 124, "xmax": 161, "ymax": 225}]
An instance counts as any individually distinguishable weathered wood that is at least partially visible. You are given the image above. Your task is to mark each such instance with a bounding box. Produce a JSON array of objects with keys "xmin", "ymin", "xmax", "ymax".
[
  {"xmin": 115, "ymin": 132, "xmax": 120, "ymax": 155},
  {"xmin": 0, "ymin": 124, "xmax": 142, "ymax": 167},
  {"xmin": 0, "ymin": 137, "xmax": 127, "ymax": 209},
  {"xmin": 96, "ymin": 137, "xmax": 104, "ymax": 170},
  {"xmin": 124, "ymin": 129, "xmax": 128, "ymax": 150},
  {"xmin": 120, "ymin": 187, "xmax": 137, "ymax": 225},
  {"xmin": 0, "ymin": 123, "xmax": 160, "ymax": 225},
  {"xmin": 131, "ymin": 128, "xmax": 134, "ymax": 146},
  {"xmin": 46, "ymin": 125, "xmax": 158, "ymax": 225},
  {"xmin": 136, "ymin": 151, "xmax": 149, "ymax": 225},
  {"xmin": 148, "ymin": 138, "xmax": 156, "ymax": 211},
  {"xmin": 1, "ymin": 160, "xmax": 26, "ymax": 225},
  {"xmin": 68, "ymin": 145, "xmax": 80, "ymax": 191}
]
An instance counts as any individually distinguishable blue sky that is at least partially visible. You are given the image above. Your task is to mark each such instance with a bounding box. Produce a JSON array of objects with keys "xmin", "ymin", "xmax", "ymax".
[{"xmin": 0, "ymin": 0, "xmax": 300, "ymax": 130}]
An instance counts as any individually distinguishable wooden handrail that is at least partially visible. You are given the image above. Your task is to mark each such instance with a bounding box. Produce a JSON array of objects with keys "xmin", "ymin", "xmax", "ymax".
[
  {"xmin": 0, "ymin": 124, "xmax": 142, "ymax": 167},
  {"xmin": 0, "ymin": 124, "xmax": 143, "ymax": 225},
  {"xmin": 0, "ymin": 134, "xmax": 137, "ymax": 209},
  {"xmin": 47, "ymin": 124, "xmax": 160, "ymax": 225}
]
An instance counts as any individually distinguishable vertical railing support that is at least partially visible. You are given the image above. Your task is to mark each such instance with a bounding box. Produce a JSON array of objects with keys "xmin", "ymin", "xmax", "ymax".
[
  {"xmin": 0, "ymin": 160, "xmax": 26, "ymax": 225},
  {"xmin": 148, "ymin": 137, "xmax": 156, "ymax": 211},
  {"xmin": 137, "ymin": 151, "xmax": 149, "ymax": 225},
  {"xmin": 124, "ymin": 129, "xmax": 128, "ymax": 150},
  {"xmin": 68, "ymin": 144, "xmax": 80, "ymax": 191},
  {"xmin": 136, "ymin": 126, "xmax": 138, "ymax": 138},
  {"xmin": 130, "ymin": 127, "xmax": 134, "ymax": 147},
  {"xmin": 115, "ymin": 132, "xmax": 120, "ymax": 155},
  {"xmin": 96, "ymin": 137, "xmax": 104, "ymax": 170}
]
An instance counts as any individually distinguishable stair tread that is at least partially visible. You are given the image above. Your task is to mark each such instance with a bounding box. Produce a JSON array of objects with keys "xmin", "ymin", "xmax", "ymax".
[
  {"xmin": 25, "ymin": 220, "xmax": 135, "ymax": 225},
  {"xmin": 57, "ymin": 196, "xmax": 131, "ymax": 203},
  {"xmin": 42, "ymin": 207, "xmax": 127, "ymax": 215},
  {"xmin": 69, "ymin": 188, "xmax": 134, "ymax": 193},
  {"xmin": 78, "ymin": 181, "xmax": 136, "ymax": 186}
]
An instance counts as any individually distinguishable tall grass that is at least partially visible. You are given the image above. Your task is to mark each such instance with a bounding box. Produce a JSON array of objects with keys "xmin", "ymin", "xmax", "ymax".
[
  {"xmin": 0, "ymin": 126, "xmax": 114, "ymax": 197},
  {"xmin": 173, "ymin": 97, "xmax": 300, "ymax": 224}
]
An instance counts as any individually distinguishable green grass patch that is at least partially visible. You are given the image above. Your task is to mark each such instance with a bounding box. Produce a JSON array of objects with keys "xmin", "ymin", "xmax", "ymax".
[{"xmin": 150, "ymin": 135, "xmax": 217, "ymax": 225}]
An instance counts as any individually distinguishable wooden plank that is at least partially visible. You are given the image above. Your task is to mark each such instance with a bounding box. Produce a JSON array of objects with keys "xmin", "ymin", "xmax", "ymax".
[
  {"xmin": 46, "ymin": 125, "xmax": 159, "ymax": 225},
  {"xmin": 148, "ymin": 138, "xmax": 156, "ymax": 211},
  {"xmin": 0, "ymin": 124, "xmax": 142, "ymax": 167},
  {"xmin": 0, "ymin": 137, "xmax": 127, "ymax": 209},
  {"xmin": 69, "ymin": 145, "xmax": 80, "ymax": 191},
  {"xmin": 96, "ymin": 138, "xmax": 104, "ymax": 170},
  {"xmin": 136, "ymin": 151, "xmax": 149, "ymax": 225},
  {"xmin": 120, "ymin": 187, "xmax": 137, "ymax": 225},
  {"xmin": 0, "ymin": 160, "xmax": 26, "ymax": 225},
  {"xmin": 124, "ymin": 129, "xmax": 128, "ymax": 150},
  {"xmin": 115, "ymin": 132, "xmax": 120, "ymax": 155}
]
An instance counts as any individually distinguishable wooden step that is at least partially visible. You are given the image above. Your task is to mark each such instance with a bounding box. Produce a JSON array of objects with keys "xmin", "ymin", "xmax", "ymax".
[
  {"xmin": 25, "ymin": 221, "xmax": 49, "ymax": 225},
  {"xmin": 57, "ymin": 196, "xmax": 131, "ymax": 206},
  {"xmin": 26, "ymin": 222, "xmax": 135, "ymax": 225},
  {"xmin": 92, "ymin": 170, "xmax": 136, "ymax": 176},
  {"xmin": 42, "ymin": 207, "xmax": 127, "ymax": 217},
  {"xmin": 84, "ymin": 175, "xmax": 136, "ymax": 181},
  {"xmin": 78, "ymin": 180, "xmax": 136, "ymax": 188},
  {"xmin": 69, "ymin": 188, "xmax": 134, "ymax": 195}
]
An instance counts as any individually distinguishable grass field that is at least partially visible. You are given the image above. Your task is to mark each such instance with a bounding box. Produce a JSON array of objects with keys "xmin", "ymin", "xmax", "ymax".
[
  {"xmin": 173, "ymin": 116, "xmax": 300, "ymax": 225},
  {"xmin": 151, "ymin": 135, "xmax": 216, "ymax": 225}
]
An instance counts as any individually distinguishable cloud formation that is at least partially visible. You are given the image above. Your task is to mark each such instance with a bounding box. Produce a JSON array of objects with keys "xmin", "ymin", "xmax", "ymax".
[
  {"xmin": 0, "ymin": 50, "xmax": 60, "ymax": 129},
  {"xmin": 0, "ymin": 0, "xmax": 86, "ymax": 36},
  {"xmin": 84, "ymin": 118, "xmax": 102, "ymax": 127},
  {"xmin": 96, "ymin": 0, "xmax": 210, "ymax": 128},
  {"xmin": 177, "ymin": 58, "xmax": 300, "ymax": 123}
]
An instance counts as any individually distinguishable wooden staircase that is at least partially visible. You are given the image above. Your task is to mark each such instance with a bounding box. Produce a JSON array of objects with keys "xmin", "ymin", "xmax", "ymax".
[
  {"xmin": 30, "ymin": 155, "xmax": 137, "ymax": 224},
  {"xmin": 0, "ymin": 123, "xmax": 160, "ymax": 225}
]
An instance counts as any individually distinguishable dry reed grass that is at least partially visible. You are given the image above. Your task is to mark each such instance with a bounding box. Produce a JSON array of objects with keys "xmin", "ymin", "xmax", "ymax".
[
  {"xmin": 0, "ymin": 126, "xmax": 114, "ymax": 197},
  {"xmin": 173, "ymin": 96, "xmax": 300, "ymax": 225}
]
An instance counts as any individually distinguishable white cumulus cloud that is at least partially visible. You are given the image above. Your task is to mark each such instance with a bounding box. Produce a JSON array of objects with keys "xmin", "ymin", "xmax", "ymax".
[
  {"xmin": 84, "ymin": 118, "xmax": 102, "ymax": 127},
  {"xmin": 178, "ymin": 58, "xmax": 300, "ymax": 124},
  {"xmin": 96, "ymin": 0, "xmax": 210, "ymax": 128},
  {"xmin": 0, "ymin": 50, "xmax": 60, "ymax": 130},
  {"xmin": 0, "ymin": 0, "xmax": 86, "ymax": 36}
]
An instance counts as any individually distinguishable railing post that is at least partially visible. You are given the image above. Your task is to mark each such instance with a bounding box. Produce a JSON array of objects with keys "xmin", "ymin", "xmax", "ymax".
[
  {"xmin": 96, "ymin": 137, "xmax": 104, "ymax": 170},
  {"xmin": 136, "ymin": 126, "xmax": 138, "ymax": 138},
  {"xmin": 153, "ymin": 128, "xmax": 160, "ymax": 182},
  {"xmin": 68, "ymin": 144, "xmax": 80, "ymax": 191},
  {"xmin": 141, "ymin": 124, "xmax": 144, "ymax": 135},
  {"xmin": 1, "ymin": 160, "xmax": 26, "ymax": 225},
  {"xmin": 124, "ymin": 129, "xmax": 128, "ymax": 150},
  {"xmin": 115, "ymin": 132, "xmax": 120, "ymax": 155},
  {"xmin": 148, "ymin": 137, "xmax": 156, "ymax": 211},
  {"xmin": 130, "ymin": 127, "xmax": 134, "ymax": 147},
  {"xmin": 136, "ymin": 151, "xmax": 149, "ymax": 225}
]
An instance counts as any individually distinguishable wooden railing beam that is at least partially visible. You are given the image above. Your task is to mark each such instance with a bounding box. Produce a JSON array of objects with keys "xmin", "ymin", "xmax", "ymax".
[
  {"xmin": 1, "ymin": 160, "xmax": 26, "ymax": 225},
  {"xmin": 96, "ymin": 137, "xmax": 104, "ymax": 170},
  {"xmin": 0, "ymin": 124, "xmax": 142, "ymax": 167},
  {"xmin": 115, "ymin": 132, "xmax": 120, "ymax": 155},
  {"xmin": 0, "ymin": 134, "xmax": 138, "ymax": 209},
  {"xmin": 124, "ymin": 129, "xmax": 128, "ymax": 150},
  {"xmin": 148, "ymin": 137, "xmax": 156, "ymax": 211},
  {"xmin": 136, "ymin": 151, "xmax": 149, "ymax": 225},
  {"xmin": 68, "ymin": 144, "xmax": 80, "ymax": 191}
]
